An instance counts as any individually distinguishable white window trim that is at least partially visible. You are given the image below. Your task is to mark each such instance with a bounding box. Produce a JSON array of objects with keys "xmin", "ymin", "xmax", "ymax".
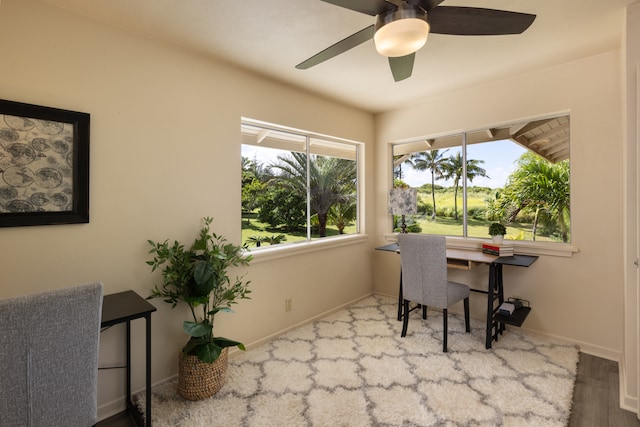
[
  {"xmin": 382, "ymin": 233, "xmax": 578, "ymax": 258},
  {"xmin": 245, "ymin": 234, "xmax": 369, "ymax": 263},
  {"xmin": 390, "ymin": 113, "xmax": 572, "ymax": 247},
  {"xmin": 241, "ymin": 117, "xmax": 365, "ymax": 253}
]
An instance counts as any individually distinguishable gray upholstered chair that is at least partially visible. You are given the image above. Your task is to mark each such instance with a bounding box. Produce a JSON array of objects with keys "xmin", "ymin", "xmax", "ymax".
[
  {"xmin": 398, "ymin": 233, "xmax": 470, "ymax": 352},
  {"xmin": 0, "ymin": 282, "xmax": 103, "ymax": 427}
]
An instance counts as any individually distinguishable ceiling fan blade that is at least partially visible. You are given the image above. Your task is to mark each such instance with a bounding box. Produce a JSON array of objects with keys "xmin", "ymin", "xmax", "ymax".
[
  {"xmin": 389, "ymin": 53, "xmax": 415, "ymax": 82},
  {"xmin": 296, "ymin": 25, "xmax": 375, "ymax": 70},
  {"xmin": 429, "ymin": 6, "xmax": 536, "ymax": 35},
  {"xmin": 320, "ymin": 0, "xmax": 393, "ymax": 16}
]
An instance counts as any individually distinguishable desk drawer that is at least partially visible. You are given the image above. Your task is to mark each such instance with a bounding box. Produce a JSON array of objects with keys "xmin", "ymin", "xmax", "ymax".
[{"xmin": 447, "ymin": 258, "xmax": 480, "ymax": 270}]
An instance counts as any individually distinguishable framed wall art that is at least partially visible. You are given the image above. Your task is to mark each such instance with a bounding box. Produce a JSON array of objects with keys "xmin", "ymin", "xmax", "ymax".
[{"xmin": 0, "ymin": 99, "xmax": 89, "ymax": 227}]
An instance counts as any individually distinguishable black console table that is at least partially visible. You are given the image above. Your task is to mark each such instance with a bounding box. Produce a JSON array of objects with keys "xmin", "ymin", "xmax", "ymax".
[{"xmin": 102, "ymin": 291, "xmax": 156, "ymax": 427}]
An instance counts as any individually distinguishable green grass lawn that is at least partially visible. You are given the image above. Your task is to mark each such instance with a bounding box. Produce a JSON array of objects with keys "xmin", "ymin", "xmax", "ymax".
[
  {"xmin": 241, "ymin": 214, "xmax": 357, "ymax": 247},
  {"xmin": 409, "ymin": 215, "xmax": 557, "ymax": 242},
  {"xmin": 242, "ymin": 185, "xmax": 564, "ymax": 246},
  {"xmin": 414, "ymin": 187, "xmax": 561, "ymax": 242},
  {"xmin": 243, "ymin": 211, "xmax": 559, "ymax": 246}
]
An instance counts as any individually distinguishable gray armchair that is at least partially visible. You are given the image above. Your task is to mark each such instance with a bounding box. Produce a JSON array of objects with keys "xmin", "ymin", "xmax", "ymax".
[
  {"xmin": 398, "ymin": 234, "xmax": 470, "ymax": 352},
  {"xmin": 0, "ymin": 282, "xmax": 103, "ymax": 427}
]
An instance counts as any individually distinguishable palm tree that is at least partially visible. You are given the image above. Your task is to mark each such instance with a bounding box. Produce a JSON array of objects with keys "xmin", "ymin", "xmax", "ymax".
[
  {"xmin": 494, "ymin": 152, "xmax": 570, "ymax": 242},
  {"xmin": 406, "ymin": 149, "xmax": 449, "ymax": 219},
  {"xmin": 442, "ymin": 151, "xmax": 488, "ymax": 220},
  {"xmin": 328, "ymin": 198, "xmax": 357, "ymax": 234},
  {"xmin": 270, "ymin": 152, "xmax": 357, "ymax": 237},
  {"xmin": 241, "ymin": 156, "xmax": 270, "ymax": 184}
]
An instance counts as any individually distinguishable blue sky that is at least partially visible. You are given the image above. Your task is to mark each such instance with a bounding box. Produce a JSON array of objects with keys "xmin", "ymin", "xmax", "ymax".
[
  {"xmin": 401, "ymin": 139, "xmax": 527, "ymax": 189},
  {"xmin": 244, "ymin": 139, "xmax": 528, "ymax": 190}
]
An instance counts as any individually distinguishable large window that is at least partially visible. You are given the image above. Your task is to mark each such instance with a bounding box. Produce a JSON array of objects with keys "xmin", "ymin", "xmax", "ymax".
[
  {"xmin": 241, "ymin": 119, "xmax": 361, "ymax": 249},
  {"xmin": 392, "ymin": 115, "xmax": 570, "ymax": 243}
]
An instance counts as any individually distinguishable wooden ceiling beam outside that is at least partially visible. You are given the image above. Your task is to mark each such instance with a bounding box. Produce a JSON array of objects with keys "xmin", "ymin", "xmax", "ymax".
[{"xmin": 392, "ymin": 115, "xmax": 570, "ymax": 164}]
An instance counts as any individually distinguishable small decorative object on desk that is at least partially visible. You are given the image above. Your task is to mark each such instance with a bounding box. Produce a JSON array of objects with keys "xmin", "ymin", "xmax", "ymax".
[
  {"xmin": 146, "ymin": 217, "xmax": 252, "ymax": 400},
  {"xmin": 488, "ymin": 222, "xmax": 507, "ymax": 244},
  {"xmin": 481, "ymin": 243, "xmax": 514, "ymax": 256},
  {"xmin": 389, "ymin": 187, "xmax": 418, "ymax": 233}
]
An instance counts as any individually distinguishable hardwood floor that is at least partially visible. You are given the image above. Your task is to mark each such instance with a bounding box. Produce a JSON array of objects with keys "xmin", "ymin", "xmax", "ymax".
[
  {"xmin": 97, "ymin": 411, "xmax": 137, "ymax": 427},
  {"xmin": 97, "ymin": 352, "xmax": 639, "ymax": 426},
  {"xmin": 569, "ymin": 353, "xmax": 639, "ymax": 426}
]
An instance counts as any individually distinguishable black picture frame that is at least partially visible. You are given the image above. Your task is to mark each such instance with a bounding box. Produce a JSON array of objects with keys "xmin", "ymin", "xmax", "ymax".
[{"xmin": 0, "ymin": 99, "xmax": 89, "ymax": 227}]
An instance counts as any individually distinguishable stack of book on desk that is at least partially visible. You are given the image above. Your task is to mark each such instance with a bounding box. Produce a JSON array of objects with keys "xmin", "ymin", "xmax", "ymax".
[{"xmin": 481, "ymin": 243, "xmax": 514, "ymax": 256}]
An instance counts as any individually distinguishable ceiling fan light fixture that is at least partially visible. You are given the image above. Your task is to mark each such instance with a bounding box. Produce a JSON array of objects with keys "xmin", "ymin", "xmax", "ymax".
[{"xmin": 374, "ymin": 3, "xmax": 429, "ymax": 58}]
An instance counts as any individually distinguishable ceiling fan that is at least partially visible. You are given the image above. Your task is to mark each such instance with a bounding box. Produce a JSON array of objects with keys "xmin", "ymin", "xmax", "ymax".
[{"xmin": 296, "ymin": 0, "xmax": 536, "ymax": 82}]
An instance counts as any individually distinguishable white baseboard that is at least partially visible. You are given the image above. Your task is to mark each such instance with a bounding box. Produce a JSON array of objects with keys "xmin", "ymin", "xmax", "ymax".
[
  {"xmin": 375, "ymin": 292, "xmax": 622, "ymax": 359},
  {"xmin": 99, "ymin": 291, "xmax": 636, "ymax": 419},
  {"xmin": 98, "ymin": 293, "xmax": 375, "ymax": 421},
  {"xmin": 232, "ymin": 292, "xmax": 375, "ymax": 356},
  {"xmin": 97, "ymin": 373, "xmax": 179, "ymax": 421},
  {"xmin": 97, "ymin": 396, "xmax": 126, "ymax": 422},
  {"xmin": 618, "ymin": 356, "xmax": 639, "ymax": 413}
]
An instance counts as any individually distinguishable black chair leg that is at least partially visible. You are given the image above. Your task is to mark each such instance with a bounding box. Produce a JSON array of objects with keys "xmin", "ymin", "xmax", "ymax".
[
  {"xmin": 397, "ymin": 271, "xmax": 403, "ymax": 321},
  {"xmin": 422, "ymin": 305, "xmax": 427, "ymax": 319},
  {"xmin": 464, "ymin": 297, "xmax": 470, "ymax": 332},
  {"xmin": 401, "ymin": 299, "xmax": 410, "ymax": 337},
  {"xmin": 442, "ymin": 308, "xmax": 448, "ymax": 352}
]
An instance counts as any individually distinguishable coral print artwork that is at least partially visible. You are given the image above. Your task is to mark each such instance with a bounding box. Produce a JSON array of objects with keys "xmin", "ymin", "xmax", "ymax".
[
  {"xmin": 0, "ymin": 99, "xmax": 89, "ymax": 227},
  {"xmin": 0, "ymin": 115, "xmax": 74, "ymax": 213}
]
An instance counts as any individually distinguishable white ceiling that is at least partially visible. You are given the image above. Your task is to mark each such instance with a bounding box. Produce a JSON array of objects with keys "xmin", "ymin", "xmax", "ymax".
[{"xmin": 41, "ymin": 0, "xmax": 633, "ymax": 113}]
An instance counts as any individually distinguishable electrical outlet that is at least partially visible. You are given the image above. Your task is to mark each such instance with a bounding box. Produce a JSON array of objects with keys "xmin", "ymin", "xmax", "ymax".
[{"xmin": 285, "ymin": 298, "xmax": 293, "ymax": 312}]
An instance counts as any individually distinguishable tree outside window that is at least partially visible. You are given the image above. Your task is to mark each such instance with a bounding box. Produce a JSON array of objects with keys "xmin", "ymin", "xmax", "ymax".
[
  {"xmin": 241, "ymin": 121, "xmax": 360, "ymax": 249},
  {"xmin": 392, "ymin": 115, "xmax": 570, "ymax": 243}
]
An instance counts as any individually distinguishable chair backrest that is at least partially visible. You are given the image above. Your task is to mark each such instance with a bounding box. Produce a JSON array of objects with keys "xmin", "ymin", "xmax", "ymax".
[
  {"xmin": 398, "ymin": 234, "xmax": 448, "ymax": 309},
  {"xmin": 0, "ymin": 282, "xmax": 103, "ymax": 427}
]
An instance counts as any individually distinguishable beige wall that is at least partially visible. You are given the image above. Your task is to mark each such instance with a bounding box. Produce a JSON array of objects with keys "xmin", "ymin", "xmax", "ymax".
[
  {"xmin": 374, "ymin": 50, "xmax": 624, "ymax": 360},
  {"xmin": 0, "ymin": 0, "xmax": 634, "ymax": 419},
  {"xmin": 0, "ymin": 0, "xmax": 375, "ymax": 418},
  {"xmin": 623, "ymin": 0, "xmax": 640, "ymax": 413}
]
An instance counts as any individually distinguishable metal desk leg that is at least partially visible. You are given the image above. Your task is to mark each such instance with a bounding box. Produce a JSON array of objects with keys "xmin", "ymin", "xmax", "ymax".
[
  {"xmin": 126, "ymin": 320, "xmax": 131, "ymax": 406},
  {"xmin": 145, "ymin": 314, "xmax": 152, "ymax": 427},
  {"xmin": 485, "ymin": 265, "xmax": 495, "ymax": 349},
  {"xmin": 496, "ymin": 266, "xmax": 505, "ymax": 336},
  {"xmin": 485, "ymin": 263, "xmax": 506, "ymax": 349},
  {"xmin": 125, "ymin": 319, "xmax": 150, "ymax": 427}
]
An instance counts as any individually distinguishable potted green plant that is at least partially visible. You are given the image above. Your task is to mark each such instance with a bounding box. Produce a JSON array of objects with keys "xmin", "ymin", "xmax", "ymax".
[
  {"xmin": 488, "ymin": 222, "xmax": 507, "ymax": 244},
  {"xmin": 146, "ymin": 217, "xmax": 252, "ymax": 400}
]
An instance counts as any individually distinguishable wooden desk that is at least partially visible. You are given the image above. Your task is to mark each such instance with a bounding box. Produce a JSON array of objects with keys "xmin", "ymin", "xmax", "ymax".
[
  {"xmin": 446, "ymin": 248, "xmax": 498, "ymax": 269},
  {"xmin": 375, "ymin": 243, "xmax": 537, "ymax": 349},
  {"xmin": 102, "ymin": 291, "xmax": 156, "ymax": 427},
  {"xmin": 375, "ymin": 243, "xmax": 498, "ymax": 268}
]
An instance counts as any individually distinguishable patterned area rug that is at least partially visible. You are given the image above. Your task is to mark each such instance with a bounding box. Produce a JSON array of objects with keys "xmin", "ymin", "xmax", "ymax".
[{"xmin": 135, "ymin": 294, "xmax": 579, "ymax": 426}]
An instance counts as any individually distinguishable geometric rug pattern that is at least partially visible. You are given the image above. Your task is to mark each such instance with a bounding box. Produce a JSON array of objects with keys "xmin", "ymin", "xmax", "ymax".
[{"xmin": 135, "ymin": 294, "xmax": 579, "ymax": 426}]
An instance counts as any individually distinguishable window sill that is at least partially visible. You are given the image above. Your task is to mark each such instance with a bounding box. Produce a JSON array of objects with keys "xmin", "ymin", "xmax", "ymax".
[
  {"xmin": 245, "ymin": 234, "xmax": 369, "ymax": 263},
  {"xmin": 382, "ymin": 233, "xmax": 578, "ymax": 258}
]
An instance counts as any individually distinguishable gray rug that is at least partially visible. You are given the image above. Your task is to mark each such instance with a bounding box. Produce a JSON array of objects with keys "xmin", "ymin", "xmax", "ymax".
[{"xmin": 135, "ymin": 294, "xmax": 579, "ymax": 426}]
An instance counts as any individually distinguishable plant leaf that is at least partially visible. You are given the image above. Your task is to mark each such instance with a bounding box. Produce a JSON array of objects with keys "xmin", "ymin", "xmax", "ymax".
[
  {"xmin": 183, "ymin": 321, "xmax": 211, "ymax": 338},
  {"xmin": 194, "ymin": 343, "xmax": 222, "ymax": 363},
  {"xmin": 213, "ymin": 336, "xmax": 245, "ymax": 351},
  {"xmin": 192, "ymin": 260, "xmax": 215, "ymax": 296},
  {"xmin": 183, "ymin": 336, "xmax": 208, "ymax": 354}
]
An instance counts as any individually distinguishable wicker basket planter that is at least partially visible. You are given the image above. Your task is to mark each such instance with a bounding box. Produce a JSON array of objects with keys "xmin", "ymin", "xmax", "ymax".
[{"xmin": 177, "ymin": 347, "xmax": 229, "ymax": 400}]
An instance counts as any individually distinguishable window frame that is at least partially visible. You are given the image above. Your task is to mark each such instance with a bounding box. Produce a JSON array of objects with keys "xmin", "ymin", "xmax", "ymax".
[
  {"xmin": 388, "ymin": 114, "xmax": 577, "ymax": 257},
  {"xmin": 241, "ymin": 118, "xmax": 365, "ymax": 257}
]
